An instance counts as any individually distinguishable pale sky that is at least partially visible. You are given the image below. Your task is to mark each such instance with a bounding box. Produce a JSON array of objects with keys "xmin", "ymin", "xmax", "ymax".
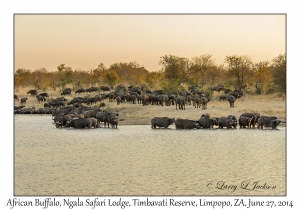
[{"xmin": 14, "ymin": 14, "xmax": 285, "ymax": 72}]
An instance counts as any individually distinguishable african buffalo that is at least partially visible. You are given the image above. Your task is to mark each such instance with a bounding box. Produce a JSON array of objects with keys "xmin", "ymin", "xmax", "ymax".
[
  {"xmin": 107, "ymin": 114, "xmax": 119, "ymax": 128},
  {"xmin": 153, "ymin": 90, "xmax": 164, "ymax": 95},
  {"xmin": 75, "ymin": 88, "xmax": 85, "ymax": 94},
  {"xmin": 53, "ymin": 101, "xmax": 65, "ymax": 108},
  {"xmin": 108, "ymin": 93, "xmax": 116, "ymax": 102},
  {"xmin": 44, "ymin": 103, "xmax": 50, "ymax": 108},
  {"xmin": 82, "ymin": 108, "xmax": 101, "ymax": 118},
  {"xmin": 230, "ymin": 91, "xmax": 239, "ymax": 99},
  {"xmin": 210, "ymin": 85, "xmax": 224, "ymax": 92},
  {"xmin": 193, "ymin": 95, "xmax": 201, "ymax": 108},
  {"xmin": 20, "ymin": 97, "xmax": 28, "ymax": 105},
  {"xmin": 100, "ymin": 86, "xmax": 110, "ymax": 91},
  {"xmin": 185, "ymin": 95, "xmax": 192, "ymax": 105},
  {"xmin": 65, "ymin": 118, "xmax": 93, "ymax": 129},
  {"xmin": 127, "ymin": 94, "xmax": 137, "ymax": 104},
  {"xmin": 38, "ymin": 92, "xmax": 49, "ymax": 98},
  {"xmin": 95, "ymin": 111, "xmax": 111, "ymax": 127},
  {"xmin": 54, "ymin": 113, "xmax": 79, "ymax": 128},
  {"xmin": 234, "ymin": 89, "xmax": 243, "ymax": 98},
  {"xmin": 228, "ymin": 95, "xmax": 236, "ymax": 108},
  {"xmin": 141, "ymin": 93, "xmax": 150, "ymax": 106},
  {"xmin": 116, "ymin": 96, "xmax": 121, "ymax": 105},
  {"xmin": 175, "ymin": 96, "xmax": 185, "ymax": 110},
  {"xmin": 219, "ymin": 94, "xmax": 229, "ymax": 101},
  {"xmin": 240, "ymin": 112, "xmax": 260, "ymax": 128},
  {"xmin": 36, "ymin": 95, "xmax": 46, "ymax": 103},
  {"xmin": 61, "ymin": 89, "xmax": 71, "ymax": 96},
  {"xmin": 158, "ymin": 95, "xmax": 169, "ymax": 106},
  {"xmin": 218, "ymin": 115, "xmax": 237, "ymax": 129},
  {"xmin": 175, "ymin": 118, "xmax": 200, "ymax": 129},
  {"xmin": 251, "ymin": 113, "xmax": 260, "ymax": 128},
  {"xmin": 201, "ymin": 97, "xmax": 209, "ymax": 110},
  {"xmin": 198, "ymin": 114, "xmax": 218, "ymax": 129},
  {"xmin": 149, "ymin": 94, "xmax": 159, "ymax": 105},
  {"xmin": 68, "ymin": 97, "xmax": 84, "ymax": 105},
  {"xmin": 137, "ymin": 95, "xmax": 143, "ymax": 104},
  {"xmin": 179, "ymin": 90, "xmax": 188, "ymax": 97},
  {"xmin": 93, "ymin": 94, "xmax": 103, "ymax": 103},
  {"xmin": 151, "ymin": 117, "xmax": 175, "ymax": 129},
  {"xmin": 224, "ymin": 88, "xmax": 232, "ymax": 94},
  {"xmin": 115, "ymin": 85, "xmax": 126, "ymax": 92},
  {"xmin": 85, "ymin": 87, "xmax": 98, "ymax": 93},
  {"xmin": 238, "ymin": 116, "xmax": 253, "ymax": 128},
  {"xmin": 257, "ymin": 116, "xmax": 282, "ymax": 129},
  {"xmin": 99, "ymin": 102, "xmax": 105, "ymax": 108},
  {"xmin": 27, "ymin": 89, "xmax": 38, "ymax": 96},
  {"xmin": 89, "ymin": 117, "xmax": 98, "ymax": 128}
]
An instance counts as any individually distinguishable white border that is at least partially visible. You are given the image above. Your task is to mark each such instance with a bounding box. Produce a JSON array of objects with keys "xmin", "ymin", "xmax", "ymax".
[{"xmin": 2, "ymin": 1, "xmax": 298, "ymax": 209}]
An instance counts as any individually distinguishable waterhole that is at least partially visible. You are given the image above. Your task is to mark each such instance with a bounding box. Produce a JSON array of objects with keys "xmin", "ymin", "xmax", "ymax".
[{"xmin": 14, "ymin": 115, "xmax": 286, "ymax": 196}]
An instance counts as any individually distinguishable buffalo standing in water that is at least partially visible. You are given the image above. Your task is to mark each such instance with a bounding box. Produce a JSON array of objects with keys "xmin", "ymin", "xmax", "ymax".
[
  {"xmin": 240, "ymin": 112, "xmax": 260, "ymax": 128},
  {"xmin": 218, "ymin": 115, "xmax": 238, "ymax": 129},
  {"xmin": 107, "ymin": 113, "xmax": 119, "ymax": 128},
  {"xmin": 175, "ymin": 118, "xmax": 200, "ymax": 129},
  {"xmin": 198, "ymin": 113, "xmax": 218, "ymax": 129},
  {"xmin": 257, "ymin": 116, "xmax": 282, "ymax": 129},
  {"xmin": 96, "ymin": 111, "xmax": 119, "ymax": 128},
  {"xmin": 65, "ymin": 117, "xmax": 97, "ymax": 129},
  {"xmin": 95, "ymin": 111, "xmax": 111, "ymax": 127},
  {"xmin": 238, "ymin": 116, "xmax": 253, "ymax": 128},
  {"xmin": 151, "ymin": 117, "xmax": 175, "ymax": 129}
]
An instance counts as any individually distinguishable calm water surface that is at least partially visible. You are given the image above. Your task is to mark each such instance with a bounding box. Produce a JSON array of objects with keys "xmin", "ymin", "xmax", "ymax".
[{"xmin": 14, "ymin": 115, "xmax": 286, "ymax": 196}]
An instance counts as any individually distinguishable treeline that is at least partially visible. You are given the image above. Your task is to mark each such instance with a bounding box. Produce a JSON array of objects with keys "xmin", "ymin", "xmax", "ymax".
[{"xmin": 14, "ymin": 53, "xmax": 286, "ymax": 94}]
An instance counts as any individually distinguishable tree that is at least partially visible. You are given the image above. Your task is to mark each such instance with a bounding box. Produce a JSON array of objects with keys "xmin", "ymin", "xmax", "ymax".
[
  {"xmin": 191, "ymin": 54, "xmax": 215, "ymax": 87},
  {"xmin": 56, "ymin": 64, "xmax": 73, "ymax": 89},
  {"xmin": 109, "ymin": 61, "xmax": 149, "ymax": 85},
  {"xmin": 48, "ymin": 71, "xmax": 60, "ymax": 90},
  {"xmin": 91, "ymin": 63, "xmax": 107, "ymax": 86},
  {"xmin": 14, "ymin": 76, "xmax": 21, "ymax": 88},
  {"xmin": 144, "ymin": 71, "xmax": 163, "ymax": 89},
  {"xmin": 207, "ymin": 64, "xmax": 224, "ymax": 87},
  {"xmin": 272, "ymin": 53, "xmax": 286, "ymax": 93},
  {"xmin": 104, "ymin": 70, "xmax": 119, "ymax": 88},
  {"xmin": 14, "ymin": 68, "xmax": 32, "ymax": 87},
  {"xmin": 224, "ymin": 55, "xmax": 253, "ymax": 90},
  {"xmin": 32, "ymin": 68, "xmax": 49, "ymax": 90},
  {"xmin": 253, "ymin": 61, "xmax": 273, "ymax": 94},
  {"xmin": 159, "ymin": 55, "xmax": 191, "ymax": 86},
  {"xmin": 97, "ymin": 63, "xmax": 107, "ymax": 72},
  {"xmin": 72, "ymin": 69, "xmax": 91, "ymax": 89},
  {"xmin": 57, "ymin": 64, "xmax": 65, "ymax": 73}
]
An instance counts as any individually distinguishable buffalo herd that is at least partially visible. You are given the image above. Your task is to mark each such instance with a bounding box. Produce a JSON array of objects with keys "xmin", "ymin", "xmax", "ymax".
[
  {"xmin": 103, "ymin": 85, "xmax": 244, "ymax": 110},
  {"xmin": 14, "ymin": 85, "xmax": 283, "ymax": 129},
  {"xmin": 52, "ymin": 106, "xmax": 119, "ymax": 129},
  {"xmin": 150, "ymin": 113, "xmax": 282, "ymax": 130},
  {"xmin": 15, "ymin": 85, "xmax": 244, "ymax": 110}
]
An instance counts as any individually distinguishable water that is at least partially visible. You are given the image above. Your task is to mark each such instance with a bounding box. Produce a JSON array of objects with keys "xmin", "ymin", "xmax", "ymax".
[{"xmin": 14, "ymin": 115, "xmax": 286, "ymax": 196}]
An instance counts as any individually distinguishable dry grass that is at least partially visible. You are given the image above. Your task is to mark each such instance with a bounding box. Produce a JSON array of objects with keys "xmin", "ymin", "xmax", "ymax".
[{"xmin": 14, "ymin": 86, "xmax": 286, "ymax": 125}]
